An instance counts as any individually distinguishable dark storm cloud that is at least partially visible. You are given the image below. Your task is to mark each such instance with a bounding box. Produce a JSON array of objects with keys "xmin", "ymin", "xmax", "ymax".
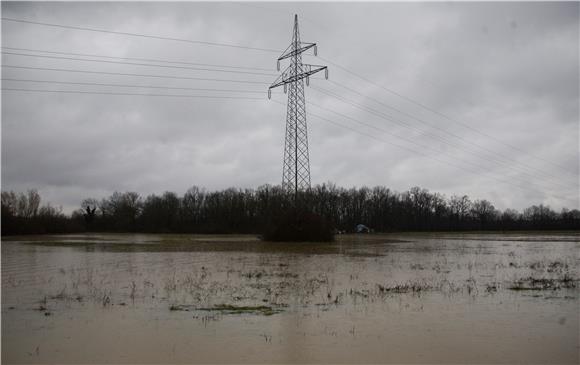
[{"xmin": 1, "ymin": 1, "xmax": 578, "ymax": 213}]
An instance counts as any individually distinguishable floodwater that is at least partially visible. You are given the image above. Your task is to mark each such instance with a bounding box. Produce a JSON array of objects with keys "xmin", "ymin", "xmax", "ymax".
[{"xmin": 2, "ymin": 232, "xmax": 579, "ymax": 364}]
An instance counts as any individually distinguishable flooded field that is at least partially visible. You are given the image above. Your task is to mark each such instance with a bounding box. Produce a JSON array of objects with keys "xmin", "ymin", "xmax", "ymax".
[{"xmin": 2, "ymin": 232, "xmax": 579, "ymax": 364}]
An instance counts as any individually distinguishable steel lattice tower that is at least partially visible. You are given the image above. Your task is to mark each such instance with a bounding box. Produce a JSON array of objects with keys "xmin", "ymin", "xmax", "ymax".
[{"xmin": 268, "ymin": 15, "xmax": 328, "ymax": 201}]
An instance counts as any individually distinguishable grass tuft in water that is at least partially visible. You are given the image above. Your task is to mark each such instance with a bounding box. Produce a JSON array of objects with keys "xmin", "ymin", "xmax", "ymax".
[
  {"xmin": 170, "ymin": 304, "xmax": 285, "ymax": 316},
  {"xmin": 509, "ymin": 276, "xmax": 577, "ymax": 291}
]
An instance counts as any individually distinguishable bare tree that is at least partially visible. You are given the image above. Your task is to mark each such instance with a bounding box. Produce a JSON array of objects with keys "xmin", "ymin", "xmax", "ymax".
[{"xmin": 26, "ymin": 189, "xmax": 41, "ymax": 218}]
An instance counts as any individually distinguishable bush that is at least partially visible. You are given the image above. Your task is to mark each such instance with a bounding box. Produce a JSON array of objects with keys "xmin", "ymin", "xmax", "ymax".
[{"xmin": 263, "ymin": 209, "xmax": 334, "ymax": 242}]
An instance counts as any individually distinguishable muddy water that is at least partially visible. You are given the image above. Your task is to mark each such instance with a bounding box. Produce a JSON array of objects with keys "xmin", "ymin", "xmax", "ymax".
[{"xmin": 2, "ymin": 232, "xmax": 579, "ymax": 364}]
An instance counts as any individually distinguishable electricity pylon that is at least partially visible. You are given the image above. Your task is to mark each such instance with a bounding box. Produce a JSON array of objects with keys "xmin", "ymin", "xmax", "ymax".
[{"xmin": 268, "ymin": 15, "xmax": 328, "ymax": 202}]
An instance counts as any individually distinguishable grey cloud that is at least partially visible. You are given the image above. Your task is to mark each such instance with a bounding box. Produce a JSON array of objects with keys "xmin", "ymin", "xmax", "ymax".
[{"xmin": 2, "ymin": 2, "xmax": 578, "ymax": 213}]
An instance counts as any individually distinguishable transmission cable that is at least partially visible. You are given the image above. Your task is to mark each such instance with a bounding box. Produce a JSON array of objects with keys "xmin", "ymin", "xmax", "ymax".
[
  {"xmin": 316, "ymin": 55, "xmax": 575, "ymax": 175},
  {"xmin": 306, "ymin": 97, "xmax": 576, "ymax": 194},
  {"xmin": 2, "ymin": 46, "xmax": 273, "ymax": 71},
  {"xmin": 1, "ymin": 78, "xmax": 273, "ymax": 94},
  {"xmin": 310, "ymin": 84, "xmax": 577, "ymax": 191},
  {"xmin": 3, "ymin": 66, "xmax": 563, "ymax": 191},
  {"xmin": 270, "ymin": 98, "xmax": 575, "ymax": 203},
  {"xmin": 4, "ymin": 15, "xmax": 574, "ymax": 197},
  {"xmin": 5, "ymin": 15, "xmax": 568, "ymax": 173},
  {"xmin": 1, "ymin": 51, "xmax": 276, "ymax": 76},
  {"xmin": 274, "ymin": 98, "xmax": 575, "ymax": 202},
  {"xmin": 2, "ymin": 17, "xmax": 281, "ymax": 53},
  {"xmin": 325, "ymin": 79, "xmax": 576, "ymax": 184},
  {"xmin": 2, "ymin": 87, "xmax": 266, "ymax": 100},
  {"xmin": 310, "ymin": 84, "xmax": 576, "ymax": 191},
  {"xmin": 3, "ymin": 65, "xmax": 271, "ymax": 85}
]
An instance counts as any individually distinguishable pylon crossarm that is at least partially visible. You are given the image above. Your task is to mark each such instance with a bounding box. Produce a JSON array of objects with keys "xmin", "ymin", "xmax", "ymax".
[
  {"xmin": 269, "ymin": 65, "xmax": 291, "ymax": 89},
  {"xmin": 278, "ymin": 42, "xmax": 317, "ymax": 62},
  {"xmin": 303, "ymin": 64, "xmax": 326, "ymax": 70},
  {"xmin": 268, "ymin": 66, "xmax": 327, "ymax": 90}
]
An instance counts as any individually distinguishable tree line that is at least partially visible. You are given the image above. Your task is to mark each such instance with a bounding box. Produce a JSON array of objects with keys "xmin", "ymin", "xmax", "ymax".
[
  {"xmin": 2, "ymin": 184, "xmax": 579, "ymax": 236},
  {"xmin": 1, "ymin": 190, "xmax": 81, "ymax": 235}
]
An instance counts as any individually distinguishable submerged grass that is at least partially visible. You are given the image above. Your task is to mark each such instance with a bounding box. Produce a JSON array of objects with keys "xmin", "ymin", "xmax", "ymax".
[
  {"xmin": 509, "ymin": 276, "xmax": 577, "ymax": 291},
  {"xmin": 10, "ymin": 233, "xmax": 578, "ymax": 320},
  {"xmin": 199, "ymin": 304, "xmax": 284, "ymax": 316},
  {"xmin": 170, "ymin": 304, "xmax": 285, "ymax": 316},
  {"xmin": 377, "ymin": 282, "xmax": 433, "ymax": 294}
]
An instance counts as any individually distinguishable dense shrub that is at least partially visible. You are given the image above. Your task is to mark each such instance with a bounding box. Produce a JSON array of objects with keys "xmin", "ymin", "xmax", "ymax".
[{"xmin": 262, "ymin": 209, "xmax": 334, "ymax": 242}]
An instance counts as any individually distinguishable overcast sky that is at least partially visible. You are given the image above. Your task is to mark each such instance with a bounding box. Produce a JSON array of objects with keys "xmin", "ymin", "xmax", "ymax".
[{"xmin": 2, "ymin": 1, "xmax": 578, "ymax": 213}]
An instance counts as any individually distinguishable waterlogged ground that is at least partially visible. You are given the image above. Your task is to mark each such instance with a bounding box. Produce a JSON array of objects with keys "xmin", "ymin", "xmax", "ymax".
[{"xmin": 2, "ymin": 232, "xmax": 579, "ymax": 364}]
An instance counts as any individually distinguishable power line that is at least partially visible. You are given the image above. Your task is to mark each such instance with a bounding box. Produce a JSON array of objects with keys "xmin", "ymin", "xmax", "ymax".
[
  {"xmin": 2, "ymin": 46, "xmax": 273, "ymax": 71},
  {"xmin": 312, "ymin": 83, "xmax": 577, "ymax": 189},
  {"xmin": 271, "ymin": 98, "xmax": 575, "ymax": 203},
  {"xmin": 3, "ymin": 65, "xmax": 271, "ymax": 85},
  {"xmin": 2, "ymin": 78, "xmax": 273, "ymax": 94},
  {"xmin": 2, "ymin": 87, "xmax": 265, "ymax": 100},
  {"xmin": 2, "ymin": 51, "xmax": 276, "ymax": 76},
  {"xmin": 303, "ymin": 106, "xmax": 573, "ymax": 203},
  {"xmin": 310, "ymin": 112, "xmax": 575, "ymax": 204},
  {"xmin": 5, "ymin": 15, "xmax": 570, "ymax": 175},
  {"xmin": 316, "ymin": 55, "xmax": 575, "ymax": 175},
  {"xmin": 240, "ymin": 3, "xmax": 575, "ymax": 177},
  {"xmin": 306, "ymin": 96, "xmax": 576, "ymax": 194},
  {"xmin": 11, "ymin": 84, "xmax": 560, "ymax": 193},
  {"xmin": 12, "ymin": 71, "xmax": 556, "ymax": 193},
  {"xmin": 4, "ymin": 14, "xmax": 575, "ymax": 201},
  {"xmin": 2, "ymin": 17, "xmax": 281, "ymax": 53},
  {"xmin": 310, "ymin": 84, "xmax": 577, "ymax": 192},
  {"xmin": 307, "ymin": 100, "xmax": 478, "ymax": 166}
]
